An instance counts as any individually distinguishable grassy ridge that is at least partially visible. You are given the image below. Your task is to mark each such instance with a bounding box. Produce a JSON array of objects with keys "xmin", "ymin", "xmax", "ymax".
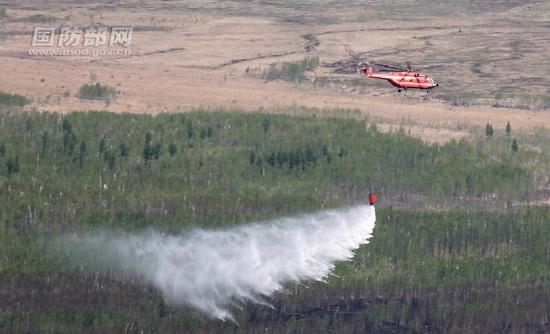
[{"xmin": 0, "ymin": 108, "xmax": 545, "ymax": 333}]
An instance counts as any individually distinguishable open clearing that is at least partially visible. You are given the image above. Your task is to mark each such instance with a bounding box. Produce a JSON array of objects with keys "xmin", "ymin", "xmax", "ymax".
[{"xmin": 1, "ymin": 0, "xmax": 549, "ymax": 142}]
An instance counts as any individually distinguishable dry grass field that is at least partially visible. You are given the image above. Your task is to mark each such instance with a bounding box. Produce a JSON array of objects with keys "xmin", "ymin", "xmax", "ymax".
[{"xmin": 1, "ymin": 0, "xmax": 549, "ymax": 142}]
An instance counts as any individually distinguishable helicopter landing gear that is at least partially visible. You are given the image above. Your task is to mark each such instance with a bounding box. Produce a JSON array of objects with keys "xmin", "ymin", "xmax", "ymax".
[{"xmin": 397, "ymin": 89, "xmax": 401, "ymax": 93}]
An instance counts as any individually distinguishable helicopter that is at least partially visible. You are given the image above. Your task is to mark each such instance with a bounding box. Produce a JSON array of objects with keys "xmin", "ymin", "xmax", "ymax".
[{"xmin": 344, "ymin": 45, "xmax": 439, "ymax": 93}]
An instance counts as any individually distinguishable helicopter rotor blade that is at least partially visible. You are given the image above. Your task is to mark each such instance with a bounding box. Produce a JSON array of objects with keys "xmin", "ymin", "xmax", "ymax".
[
  {"xmin": 343, "ymin": 45, "xmax": 434, "ymax": 75},
  {"xmin": 344, "ymin": 44, "xmax": 370, "ymax": 68},
  {"xmin": 372, "ymin": 62, "xmax": 408, "ymax": 71}
]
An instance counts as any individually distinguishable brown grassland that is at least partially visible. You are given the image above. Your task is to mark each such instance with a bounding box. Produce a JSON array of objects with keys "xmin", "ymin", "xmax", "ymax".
[{"xmin": 1, "ymin": 0, "xmax": 549, "ymax": 143}]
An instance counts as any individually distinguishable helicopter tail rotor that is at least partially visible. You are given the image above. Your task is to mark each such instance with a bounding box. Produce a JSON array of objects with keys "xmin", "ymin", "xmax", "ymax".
[{"xmin": 363, "ymin": 67, "xmax": 373, "ymax": 76}]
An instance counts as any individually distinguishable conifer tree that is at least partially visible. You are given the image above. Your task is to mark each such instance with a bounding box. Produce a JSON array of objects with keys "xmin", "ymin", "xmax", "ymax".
[
  {"xmin": 118, "ymin": 143, "xmax": 129, "ymax": 157},
  {"xmin": 168, "ymin": 143, "xmax": 177, "ymax": 157},
  {"xmin": 6, "ymin": 156, "xmax": 19, "ymax": 174},
  {"xmin": 511, "ymin": 138, "xmax": 518, "ymax": 152},
  {"xmin": 79, "ymin": 141, "xmax": 87, "ymax": 168},
  {"xmin": 40, "ymin": 132, "xmax": 48, "ymax": 157},
  {"xmin": 485, "ymin": 123, "xmax": 494, "ymax": 138}
]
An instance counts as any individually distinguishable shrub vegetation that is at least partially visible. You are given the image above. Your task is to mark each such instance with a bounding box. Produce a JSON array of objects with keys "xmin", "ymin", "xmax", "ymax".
[
  {"xmin": 264, "ymin": 56, "xmax": 320, "ymax": 82},
  {"xmin": 0, "ymin": 90, "xmax": 30, "ymax": 106},
  {"xmin": 78, "ymin": 83, "xmax": 117, "ymax": 100},
  {"xmin": 0, "ymin": 108, "xmax": 544, "ymax": 333}
]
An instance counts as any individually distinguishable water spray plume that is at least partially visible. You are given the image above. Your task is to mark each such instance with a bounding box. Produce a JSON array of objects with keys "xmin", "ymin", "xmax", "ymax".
[{"xmin": 72, "ymin": 205, "xmax": 376, "ymax": 319}]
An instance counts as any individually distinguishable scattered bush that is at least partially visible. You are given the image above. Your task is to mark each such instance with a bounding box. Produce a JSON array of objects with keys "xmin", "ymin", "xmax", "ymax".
[
  {"xmin": 21, "ymin": 14, "xmax": 58, "ymax": 23},
  {"xmin": 78, "ymin": 83, "xmax": 117, "ymax": 101},
  {"xmin": 263, "ymin": 56, "xmax": 320, "ymax": 82},
  {"xmin": 516, "ymin": 95, "xmax": 550, "ymax": 110},
  {"xmin": 0, "ymin": 90, "xmax": 30, "ymax": 107},
  {"xmin": 437, "ymin": 91, "xmax": 477, "ymax": 106},
  {"xmin": 493, "ymin": 95, "xmax": 550, "ymax": 111}
]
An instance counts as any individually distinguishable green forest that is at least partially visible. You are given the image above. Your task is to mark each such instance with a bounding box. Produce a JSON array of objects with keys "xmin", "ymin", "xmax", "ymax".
[{"xmin": 0, "ymin": 108, "xmax": 548, "ymax": 333}]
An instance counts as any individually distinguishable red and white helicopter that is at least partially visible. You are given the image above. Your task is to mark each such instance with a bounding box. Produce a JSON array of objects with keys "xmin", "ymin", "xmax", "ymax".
[{"xmin": 345, "ymin": 45, "xmax": 439, "ymax": 93}]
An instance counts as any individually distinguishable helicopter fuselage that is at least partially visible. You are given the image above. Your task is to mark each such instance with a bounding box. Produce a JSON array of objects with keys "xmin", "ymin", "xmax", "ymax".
[{"xmin": 362, "ymin": 68, "xmax": 438, "ymax": 91}]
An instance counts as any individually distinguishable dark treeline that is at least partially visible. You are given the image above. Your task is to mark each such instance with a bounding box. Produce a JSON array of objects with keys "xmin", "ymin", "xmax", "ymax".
[
  {"xmin": 0, "ymin": 109, "xmax": 545, "ymax": 333},
  {"xmin": 0, "ymin": 109, "xmax": 530, "ymax": 231}
]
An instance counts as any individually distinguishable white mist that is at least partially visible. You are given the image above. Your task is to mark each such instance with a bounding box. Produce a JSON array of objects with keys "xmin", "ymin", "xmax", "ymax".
[{"xmin": 76, "ymin": 205, "xmax": 376, "ymax": 319}]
